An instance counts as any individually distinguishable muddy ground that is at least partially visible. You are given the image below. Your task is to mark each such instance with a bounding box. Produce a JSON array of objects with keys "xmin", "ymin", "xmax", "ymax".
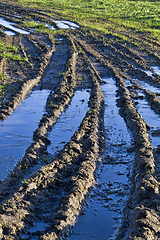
[{"xmin": 0, "ymin": 2, "xmax": 160, "ymax": 240}]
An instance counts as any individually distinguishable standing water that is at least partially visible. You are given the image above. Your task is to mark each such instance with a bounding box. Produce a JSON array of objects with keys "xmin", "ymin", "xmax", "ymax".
[
  {"xmin": 47, "ymin": 89, "xmax": 90, "ymax": 155},
  {"xmin": 131, "ymin": 89, "xmax": 160, "ymax": 148},
  {"xmin": 0, "ymin": 90, "xmax": 50, "ymax": 181},
  {"xmin": 124, "ymin": 77, "xmax": 160, "ymax": 148},
  {"xmin": 67, "ymin": 77, "xmax": 134, "ymax": 240},
  {"xmin": 151, "ymin": 66, "xmax": 160, "ymax": 75},
  {"xmin": 0, "ymin": 17, "xmax": 29, "ymax": 34}
]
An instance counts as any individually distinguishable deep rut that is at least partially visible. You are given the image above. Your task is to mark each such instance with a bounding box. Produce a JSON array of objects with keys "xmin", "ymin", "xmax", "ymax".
[{"xmin": 0, "ymin": 3, "xmax": 160, "ymax": 240}]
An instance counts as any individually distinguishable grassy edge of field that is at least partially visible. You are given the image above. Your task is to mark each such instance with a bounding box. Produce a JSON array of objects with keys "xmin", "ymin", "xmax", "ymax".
[{"xmin": 16, "ymin": 0, "xmax": 160, "ymax": 40}]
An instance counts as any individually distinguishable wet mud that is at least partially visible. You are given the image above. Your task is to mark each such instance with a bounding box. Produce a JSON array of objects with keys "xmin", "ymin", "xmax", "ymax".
[{"xmin": 0, "ymin": 2, "xmax": 160, "ymax": 239}]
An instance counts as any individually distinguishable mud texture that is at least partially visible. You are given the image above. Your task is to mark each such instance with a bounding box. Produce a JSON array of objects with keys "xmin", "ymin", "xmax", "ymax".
[{"xmin": 0, "ymin": 2, "xmax": 160, "ymax": 239}]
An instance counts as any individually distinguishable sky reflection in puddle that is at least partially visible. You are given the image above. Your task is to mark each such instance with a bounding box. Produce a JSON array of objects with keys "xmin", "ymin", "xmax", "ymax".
[
  {"xmin": 0, "ymin": 17, "xmax": 29, "ymax": 34},
  {"xmin": 0, "ymin": 90, "xmax": 50, "ymax": 181},
  {"xmin": 47, "ymin": 89, "xmax": 90, "ymax": 155},
  {"xmin": 3, "ymin": 30, "xmax": 16, "ymax": 35},
  {"xmin": 151, "ymin": 66, "xmax": 160, "ymax": 75},
  {"xmin": 53, "ymin": 20, "xmax": 70, "ymax": 29},
  {"xmin": 135, "ymin": 91, "xmax": 160, "ymax": 148},
  {"xmin": 133, "ymin": 78, "xmax": 160, "ymax": 95},
  {"xmin": 49, "ymin": 18, "xmax": 79, "ymax": 29}
]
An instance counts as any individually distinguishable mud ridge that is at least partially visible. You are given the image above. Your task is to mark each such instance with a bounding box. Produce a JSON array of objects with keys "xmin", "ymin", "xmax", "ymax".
[
  {"xmin": 115, "ymin": 76, "xmax": 160, "ymax": 239},
  {"xmin": 144, "ymin": 89, "xmax": 160, "ymax": 114}
]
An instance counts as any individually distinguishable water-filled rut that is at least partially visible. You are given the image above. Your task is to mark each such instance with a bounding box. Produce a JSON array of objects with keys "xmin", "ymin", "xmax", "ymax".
[
  {"xmin": 0, "ymin": 89, "xmax": 49, "ymax": 181},
  {"xmin": 67, "ymin": 76, "xmax": 134, "ymax": 240},
  {"xmin": 47, "ymin": 89, "xmax": 90, "ymax": 156}
]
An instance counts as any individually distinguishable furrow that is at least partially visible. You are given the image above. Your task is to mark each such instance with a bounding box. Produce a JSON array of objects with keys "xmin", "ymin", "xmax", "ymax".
[
  {"xmin": 74, "ymin": 36, "xmax": 160, "ymax": 92},
  {"xmin": 0, "ymin": 62, "xmax": 104, "ymax": 240},
  {"xmin": 79, "ymin": 40, "xmax": 160, "ymax": 238},
  {"xmin": 0, "ymin": 3, "xmax": 160, "ymax": 239},
  {"xmin": 114, "ymin": 76, "xmax": 160, "ymax": 239},
  {"xmin": 0, "ymin": 37, "xmax": 76, "ymax": 200},
  {"xmin": 91, "ymin": 34, "xmax": 148, "ymax": 69},
  {"xmin": 28, "ymin": 35, "xmax": 49, "ymax": 53},
  {"xmin": 144, "ymin": 90, "xmax": 160, "ymax": 114},
  {"xmin": 123, "ymin": 33, "xmax": 160, "ymax": 63},
  {"xmin": 126, "ymin": 80, "xmax": 160, "ymax": 115},
  {"xmin": 19, "ymin": 36, "xmax": 34, "ymax": 69}
]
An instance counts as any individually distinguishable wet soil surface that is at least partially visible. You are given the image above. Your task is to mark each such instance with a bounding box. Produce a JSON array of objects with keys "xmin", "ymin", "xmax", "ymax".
[{"xmin": 0, "ymin": 2, "xmax": 160, "ymax": 240}]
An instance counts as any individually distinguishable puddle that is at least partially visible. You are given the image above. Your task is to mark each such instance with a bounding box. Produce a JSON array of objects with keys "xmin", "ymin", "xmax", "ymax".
[
  {"xmin": 132, "ymin": 79, "xmax": 160, "ymax": 95},
  {"xmin": 142, "ymin": 69, "xmax": 153, "ymax": 77},
  {"xmin": 50, "ymin": 19, "xmax": 79, "ymax": 29},
  {"xmin": 21, "ymin": 221, "xmax": 49, "ymax": 239},
  {"xmin": 3, "ymin": 30, "xmax": 16, "ymax": 36},
  {"xmin": 56, "ymin": 38, "xmax": 63, "ymax": 41},
  {"xmin": 0, "ymin": 16, "xmax": 79, "ymax": 34},
  {"xmin": 20, "ymin": 192, "xmax": 66, "ymax": 239},
  {"xmin": 53, "ymin": 20, "xmax": 70, "ymax": 29},
  {"xmin": 45, "ymin": 23, "xmax": 55, "ymax": 30},
  {"xmin": 151, "ymin": 66, "xmax": 160, "ymax": 75},
  {"xmin": 125, "ymin": 77, "xmax": 160, "ymax": 99},
  {"xmin": 27, "ymin": 19, "xmax": 79, "ymax": 31},
  {"xmin": 0, "ymin": 90, "xmax": 50, "ymax": 181},
  {"xmin": 140, "ymin": 66, "xmax": 160, "ymax": 78},
  {"xmin": 14, "ymin": 15, "xmax": 22, "ymax": 18},
  {"xmin": 133, "ymin": 90, "xmax": 160, "ymax": 148},
  {"xmin": 125, "ymin": 78, "xmax": 160, "ymax": 147},
  {"xmin": 47, "ymin": 89, "xmax": 90, "ymax": 155},
  {"xmin": 0, "ymin": 17, "xmax": 30, "ymax": 34},
  {"xmin": 61, "ymin": 21, "xmax": 79, "ymax": 28},
  {"xmin": 29, "ymin": 221, "xmax": 49, "ymax": 233},
  {"xmin": 67, "ymin": 77, "xmax": 134, "ymax": 240}
]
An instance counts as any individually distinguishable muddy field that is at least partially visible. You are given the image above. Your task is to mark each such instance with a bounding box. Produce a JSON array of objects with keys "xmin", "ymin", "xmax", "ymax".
[{"xmin": 0, "ymin": 2, "xmax": 160, "ymax": 240}]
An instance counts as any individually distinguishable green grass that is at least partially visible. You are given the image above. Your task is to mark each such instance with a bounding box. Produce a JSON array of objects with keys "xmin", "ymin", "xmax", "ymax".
[
  {"xmin": 17, "ymin": 0, "xmax": 160, "ymax": 39},
  {"xmin": 0, "ymin": 41, "xmax": 29, "ymax": 98},
  {"xmin": 0, "ymin": 42, "xmax": 18, "ymax": 54},
  {"xmin": 0, "ymin": 41, "xmax": 28, "ymax": 62},
  {"xmin": 23, "ymin": 20, "xmax": 45, "ymax": 29}
]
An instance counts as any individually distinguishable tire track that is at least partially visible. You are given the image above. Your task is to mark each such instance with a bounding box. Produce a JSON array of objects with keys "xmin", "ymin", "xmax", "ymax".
[
  {"xmin": 70, "ymin": 31, "xmax": 160, "ymax": 239},
  {"xmin": 0, "ymin": 55, "xmax": 104, "ymax": 240}
]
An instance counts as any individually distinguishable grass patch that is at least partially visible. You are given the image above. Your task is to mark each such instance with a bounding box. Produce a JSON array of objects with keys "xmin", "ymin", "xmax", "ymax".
[
  {"xmin": 0, "ymin": 41, "xmax": 28, "ymax": 62},
  {"xmin": 23, "ymin": 20, "xmax": 45, "ymax": 29},
  {"xmin": 0, "ymin": 42, "xmax": 18, "ymax": 55}
]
